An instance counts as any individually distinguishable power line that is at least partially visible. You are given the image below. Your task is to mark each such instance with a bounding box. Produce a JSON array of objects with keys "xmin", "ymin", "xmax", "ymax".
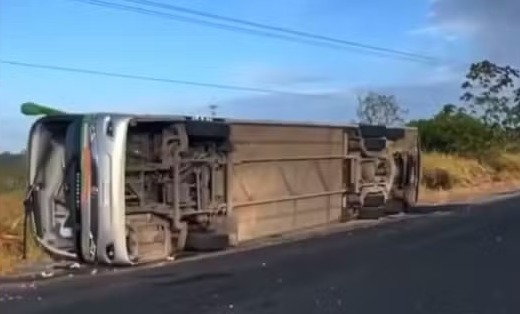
[
  {"xmin": 123, "ymin": 0, "xmax": 440, "ymax": 64},
  {"xmin": 70, "ymin": 0, "xmax": 372, "ymax": 58},
  {"xmin": 0, "ymin": 59, "xmax": 312, "ymax": 95},
  {"xmin": 69, "ymin": 0, "xmax": 441, "ymax": 65}
]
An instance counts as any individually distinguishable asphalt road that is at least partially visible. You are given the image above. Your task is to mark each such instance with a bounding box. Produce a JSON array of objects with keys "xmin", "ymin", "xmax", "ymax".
[{"xmin": 2, "ymin": 195, "xmax": 520, "ymax": 314}]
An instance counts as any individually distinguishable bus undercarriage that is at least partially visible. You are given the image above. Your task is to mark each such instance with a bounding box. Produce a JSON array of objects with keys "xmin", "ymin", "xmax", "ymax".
[{"xmin": 24, "ymin": 113, "xmax": 420, "ymax": 266}]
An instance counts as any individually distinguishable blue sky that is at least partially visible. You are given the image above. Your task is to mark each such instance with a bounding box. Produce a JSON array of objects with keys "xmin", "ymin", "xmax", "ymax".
[{"xmin": 0, "ymin": 0, "xmax": 483, "ymax": 151}]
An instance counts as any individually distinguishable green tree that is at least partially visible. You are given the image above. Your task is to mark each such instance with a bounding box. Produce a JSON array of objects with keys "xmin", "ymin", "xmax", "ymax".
[
  {"xmin": 356, "ymin": 92, "xmax": 408, "ymax": 126},
  {"xmin": 460, "ymin": 60, "xmax": 520, "ymax": 130}
]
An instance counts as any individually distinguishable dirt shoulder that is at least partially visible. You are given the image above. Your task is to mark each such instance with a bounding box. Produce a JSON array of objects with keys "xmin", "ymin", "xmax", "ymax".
[{"xmin": 419, "ymin": 180, "xmax": 520, "ymax": 205}]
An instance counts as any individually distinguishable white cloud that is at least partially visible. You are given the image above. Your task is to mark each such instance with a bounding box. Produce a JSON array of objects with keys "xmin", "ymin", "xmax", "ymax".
[
  {"xmin": 218, "ymin": 79, "xmax": 461, "ymax": 124},
  {"xmin": 408, "ymin": 17, "xmax": 478, "ymax": 42},
  {"xmin": 226, "ymin": 62, "xmax": 334, "ymax": 88},
  {"xmin": 425, "ymin": 0, "xmax": 520, "ymax": 66}
]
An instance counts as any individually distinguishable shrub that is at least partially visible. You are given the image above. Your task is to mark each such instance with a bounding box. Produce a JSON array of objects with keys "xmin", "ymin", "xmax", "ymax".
[{"xmin": 409, "ymin": 105, "xmax": 499, "ymax": 157}]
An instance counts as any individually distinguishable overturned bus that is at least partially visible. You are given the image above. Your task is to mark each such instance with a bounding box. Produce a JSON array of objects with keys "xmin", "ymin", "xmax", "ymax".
[{"xmin": 23, "ymin": 108, "xmax": 421, "ymax": 266}]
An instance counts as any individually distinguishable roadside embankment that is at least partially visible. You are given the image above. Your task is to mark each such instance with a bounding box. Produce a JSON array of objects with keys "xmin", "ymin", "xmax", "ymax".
[{"xmin": 419, "ymin": 152, "xmax": 520, "ymax": 204}]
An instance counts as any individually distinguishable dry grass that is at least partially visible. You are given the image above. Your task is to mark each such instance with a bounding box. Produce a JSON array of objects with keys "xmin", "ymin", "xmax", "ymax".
[
  {"xmin": 419, "ymin": 151, "xmax": 520, "ymax": 203},
  {"xmin": 0, "ymin": 191, "xmax": 47, "ymax": 275}
]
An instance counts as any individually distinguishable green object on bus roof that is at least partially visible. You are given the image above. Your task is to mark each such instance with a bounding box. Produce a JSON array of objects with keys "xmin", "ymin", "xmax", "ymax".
[{"xmin": 20, "ymin": 102, "xmax": 66, "ymax": 116}]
